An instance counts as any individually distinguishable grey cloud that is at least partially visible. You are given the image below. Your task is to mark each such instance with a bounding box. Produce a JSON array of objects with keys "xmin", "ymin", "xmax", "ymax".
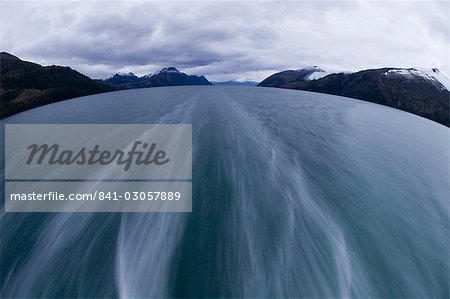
[{"xmin": 0, "ymin": 1, "xmax": 448, "ymax": 81}]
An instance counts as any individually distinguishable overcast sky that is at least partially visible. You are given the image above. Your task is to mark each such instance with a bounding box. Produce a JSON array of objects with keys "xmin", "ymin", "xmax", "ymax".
[{"xmin": 1, "ymin": 1, "xmax": 448, "ymax": 81}]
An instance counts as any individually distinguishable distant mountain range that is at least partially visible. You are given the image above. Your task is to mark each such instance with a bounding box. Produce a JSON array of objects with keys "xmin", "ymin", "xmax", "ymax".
[
  {"xmin": 1, "ymin": 52, "xmax": 449, "ymax": 126},
  {"xmin": 104, "ymin": 67, "xmax": 211, "ymax": 89},
  {"xmin": 0, "ymin": 53, "xmax": 211, "ymax": 118},
  {"xmin": 259, "ymin": 67, "xmax": 450, "ymax": 127},
  {"xmin": 0, "ymin": 52, "xmax": 113, "ymax": 118},
  {"xmin": 212, "ymin": 81, "xmax": 258, "ymax": 86}
]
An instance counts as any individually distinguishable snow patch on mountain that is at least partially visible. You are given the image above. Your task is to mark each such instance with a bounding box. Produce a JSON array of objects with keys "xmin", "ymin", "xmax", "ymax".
[
  {"xmin": 293, "ymin": 66, "xmax": 330, "ymax": 81},
  {"xmin": 306, "ymin": 70, "xmax": 329, "ymax": 80}
]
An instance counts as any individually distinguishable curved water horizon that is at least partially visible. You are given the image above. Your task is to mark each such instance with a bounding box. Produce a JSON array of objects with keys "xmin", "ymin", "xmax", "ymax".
[{"xmin": 1, "ymin": 86, "xmax": 448, "ymax": 298}]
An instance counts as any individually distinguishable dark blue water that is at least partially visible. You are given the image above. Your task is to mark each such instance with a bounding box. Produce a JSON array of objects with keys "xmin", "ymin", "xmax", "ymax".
[{"xmin": 1, "ymin": 86, "xmax": 449, "ymax": 298}]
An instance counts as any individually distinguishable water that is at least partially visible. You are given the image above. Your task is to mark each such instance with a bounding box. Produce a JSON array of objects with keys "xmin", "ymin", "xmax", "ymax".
[{"xmin": 1, "ymin": 86, "xmax": 449, "ymax": 298}]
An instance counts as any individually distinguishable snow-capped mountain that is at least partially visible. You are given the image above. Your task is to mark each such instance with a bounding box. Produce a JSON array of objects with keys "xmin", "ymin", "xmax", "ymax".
[
  {"xmin": 259, "ymin": 66, "xmax": 449, "ymax": 127},
  {"xmin": 105, "ymin": 67, "xmax": 211, "ymax": 89},
  {"xmin": 105, "ymin": 72, "xmax": 141, "ymax": 86},
  {"xmin": 155, "ymin": 67, "xmax": 181, "ymax": 74},
  {"xmin": 260, "ymin": 66, "xmax": 449, "ymax": 91},
  {"xmin": 142, "ymin": 67, "xmax": 182, "ymax": 79},
  {"xmin": 383, "ymin": 68, "xmax": 449, "ymax": 91}
]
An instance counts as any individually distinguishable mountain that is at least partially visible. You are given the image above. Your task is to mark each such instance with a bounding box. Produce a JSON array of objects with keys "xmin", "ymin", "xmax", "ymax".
[
  {"xmin": 104, "ymin": 67, "xmax": 212, "ymax": 89},
  {"xmin": 104, "ymin": 72, "xmax": 141, "ymax": 87},
  {"xmin": 0, "ymin": 53, "xmax": 212, "ymax": 118},
  {"xmin": 259, "ymin": 67, "xmax": 450, "ymax": 127},
  {"xmin": 212, "ymin": 81, "xmax": 258, "ymax": 86},
  {"xmin": 0, "ymin": 52, "xmax": 113, "ymax": 118},
  {"xmin": 258, "ymin": 66, "xmax": 328, "ymax": 87}
]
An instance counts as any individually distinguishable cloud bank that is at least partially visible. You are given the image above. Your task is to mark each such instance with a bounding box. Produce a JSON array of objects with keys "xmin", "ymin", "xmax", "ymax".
[{"xmin": 1, "ymin": 1, "xmax": 448, "ymax": 81}]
